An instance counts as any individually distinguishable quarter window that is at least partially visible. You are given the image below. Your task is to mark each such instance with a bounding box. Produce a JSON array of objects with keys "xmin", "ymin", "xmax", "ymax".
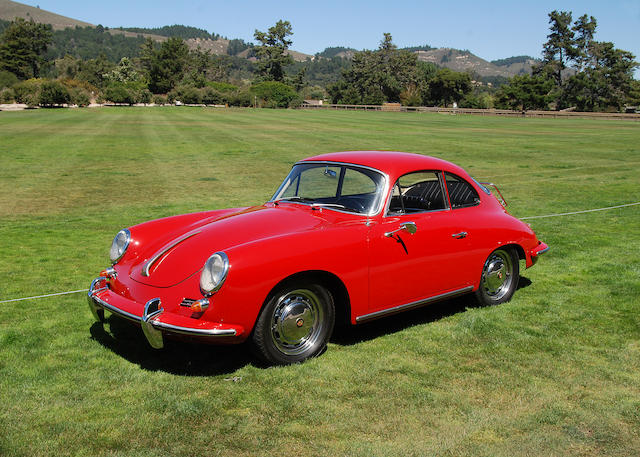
[{"xmin": 445, "ymin": 173, "xmax": 480, "ymax": 208}]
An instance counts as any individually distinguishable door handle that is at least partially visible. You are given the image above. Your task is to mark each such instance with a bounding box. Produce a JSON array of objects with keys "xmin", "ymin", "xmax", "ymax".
[{"xmin": 451, "ymin": 231, "xmax": 467, "ymax": 239}]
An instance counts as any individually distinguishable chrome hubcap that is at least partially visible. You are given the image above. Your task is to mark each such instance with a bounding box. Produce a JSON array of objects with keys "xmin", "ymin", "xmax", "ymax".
[
  {"xmin": 481, "ymin": 249, "xmax": 514, "ymax": 300},
  {"xmin": 271, "ymin": 289, "xmax": 324, "ymax": 355}
]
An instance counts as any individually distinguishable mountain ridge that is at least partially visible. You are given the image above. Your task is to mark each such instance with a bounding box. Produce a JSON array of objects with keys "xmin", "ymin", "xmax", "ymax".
[{"xmin": 0, "ymin": 0, "xmax": 537, "ymax": 76}]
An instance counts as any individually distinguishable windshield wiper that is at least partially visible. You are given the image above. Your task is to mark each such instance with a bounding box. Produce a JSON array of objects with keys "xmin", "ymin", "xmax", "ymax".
[
  {"xmin": 310, "ymin": 203, "xmax": 364, "ymax": 213},
  {"xmin": 273, "ymin": 196, "xmax": 316, "ymax": 205}
]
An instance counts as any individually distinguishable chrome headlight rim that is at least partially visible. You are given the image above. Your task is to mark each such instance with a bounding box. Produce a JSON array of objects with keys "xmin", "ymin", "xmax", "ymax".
[
  {"xmin": 110, "ymin": 228, "xmax": 131, "ymax": 265},
  {"xmin": 199, "ymin": 251, "xmax": 229, "ymax": 297}
]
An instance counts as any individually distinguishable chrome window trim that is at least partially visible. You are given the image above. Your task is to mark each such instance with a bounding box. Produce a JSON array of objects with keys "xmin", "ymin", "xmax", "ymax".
[
  {"xmin": 355, "ymin": 286, "xmax": 474, "ymax": 323},
  {"xmin": 269, "ymin": 160, "xmax": 389, "ymax": 217}
]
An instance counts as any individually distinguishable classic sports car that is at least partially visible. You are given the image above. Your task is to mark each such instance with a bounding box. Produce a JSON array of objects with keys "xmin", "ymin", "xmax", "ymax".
[{"xmin": 88, "ymin": 151, "xmax": 548, "ymax": 364}]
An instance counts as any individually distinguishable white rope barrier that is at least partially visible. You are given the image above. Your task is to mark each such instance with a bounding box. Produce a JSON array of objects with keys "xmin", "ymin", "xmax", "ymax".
[
  {"xmin": 1, "ymin": 201, "xmax": 638, "ymax": 305},
  {"xmin": 519, "ymin": 201, "xmax": 640, "ymax": 220},
  {"xmin": 0, "ymin": 289, "xmax": 89, "ymax": 304}
]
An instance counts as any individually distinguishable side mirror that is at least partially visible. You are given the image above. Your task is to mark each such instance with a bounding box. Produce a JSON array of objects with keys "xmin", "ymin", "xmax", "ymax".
[
  {"xmin": 401, "ymin": 221, "xmax": 417, "ymax": 234},
  {"xmin": 385, "ymin": 221, "xmax": 417, "ymax": 238}
]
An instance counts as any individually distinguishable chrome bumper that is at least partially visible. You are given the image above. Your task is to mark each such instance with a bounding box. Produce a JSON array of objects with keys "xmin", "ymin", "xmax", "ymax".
[{"xmin": 88, "ymin": 277, "xmax": 237, "ymax": 349}]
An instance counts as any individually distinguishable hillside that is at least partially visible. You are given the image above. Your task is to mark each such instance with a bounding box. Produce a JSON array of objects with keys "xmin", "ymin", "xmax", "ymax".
[
  {"xmin": 0, "ymin": 0, "xmax": 91, "ymax": 29},
  {"xmin": 0, "ymin": 0, "xmax": 531, "ymax": 75},
  {"xmin": 414, "ymin": 48, "xmax": 535, "ymax": 78}
]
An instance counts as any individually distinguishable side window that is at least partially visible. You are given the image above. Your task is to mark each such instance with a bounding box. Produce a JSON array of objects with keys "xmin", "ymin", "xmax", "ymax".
[
  {"xmin": 445, "ymin": 173, "xmax": 480, "ymax": 208},
  {"xmin": 388, "ymin": 171, "xmax": 447, "ymax": 214}
]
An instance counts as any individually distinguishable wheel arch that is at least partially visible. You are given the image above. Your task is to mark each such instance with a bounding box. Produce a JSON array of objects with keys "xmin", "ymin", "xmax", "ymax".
[
  {"xmin": 503, "ymin": 243, "xmax": 526, "ymax": 262},
  {"xmin": 263, "ymin": 270, "xmax": 352, "ymax": 328}
]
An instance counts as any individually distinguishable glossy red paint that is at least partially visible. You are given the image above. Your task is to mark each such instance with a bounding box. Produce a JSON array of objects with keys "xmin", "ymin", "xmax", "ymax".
[{"xmin": 88, "ymin": 151, "xmax": 547, "ymax": 358}]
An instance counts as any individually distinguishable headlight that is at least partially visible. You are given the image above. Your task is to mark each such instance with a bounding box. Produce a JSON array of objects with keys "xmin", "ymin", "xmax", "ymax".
[
  {"xmin": 110, "ymin": 229, "xmax": 131, "ymax": 264},
  {"xmin": 200, "ymin": 252, "xmax": 229, "ymax": 296}
]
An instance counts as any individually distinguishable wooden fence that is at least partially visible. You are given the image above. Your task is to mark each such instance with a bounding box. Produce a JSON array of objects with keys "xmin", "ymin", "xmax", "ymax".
[{"xmin": 299, "ymin": 103, "xmax": 640, "ymax": 121}]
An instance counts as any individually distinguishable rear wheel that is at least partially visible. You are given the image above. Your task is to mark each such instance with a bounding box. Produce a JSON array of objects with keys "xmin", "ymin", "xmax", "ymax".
[
  {"xmin": 474, "ymin": 248, "xmax": 519, "ymax": 306},
  {"xmin": 252, "ymin": 283, "xmax": 335, "ymax": 365}
]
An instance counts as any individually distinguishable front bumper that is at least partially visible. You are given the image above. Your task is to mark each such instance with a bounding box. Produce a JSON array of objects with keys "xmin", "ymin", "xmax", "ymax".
[{"xmin": 88, "ymin": 277, "xmax": 242, "ymax": 349}]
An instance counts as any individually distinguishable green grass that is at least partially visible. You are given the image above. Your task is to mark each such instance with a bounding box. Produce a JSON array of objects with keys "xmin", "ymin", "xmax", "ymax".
[{"xmin": 0, "ymin": 107, "xmax": 639, "ymax": 456}]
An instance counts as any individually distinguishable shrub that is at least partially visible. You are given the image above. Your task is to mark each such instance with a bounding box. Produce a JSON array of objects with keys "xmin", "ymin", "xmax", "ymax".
[
  {"xmin": 69, "ymin": 88, "xmax": 90, "ymax": 107},
  {"xmin": 0, "ymin": 87, "xmax": 15, "ymax": 103},
  {"xmin": 229, "ymin": 89, "xmax": 252, "ymax": 107},
  {"xmin": 152, "ymin": 94, "xmax": 168, "ymax": 105},
  {"xmin": 104, "ymin": 84, "xmax": 136, "ymax": 105},
  {"xmin": 138, "ymin": 88, "xmax": 152, "ymax": 104},
  {"xmin": 168, "ymin": 85, "xmax": 201, "ymax": 104},
  {"xmin": 251, "ymin": 81, "xmax": 299, "ymax": 108},
  {"xmin": 201, "ymin": 87, "xmax": 223, "ymax": 105},
  {"xmin": 206, "ymin": 81, "xmax": 239, "ymax": 93},
  {"xmin": 13, "ymin": 79, "xmax": 43, "ymax": 106},
  {"xmin": 39, "ymin": 81, "xmax": 71, "ymax": 107}
]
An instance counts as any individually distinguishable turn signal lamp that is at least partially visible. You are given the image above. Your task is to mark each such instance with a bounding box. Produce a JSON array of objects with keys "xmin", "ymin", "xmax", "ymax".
[
  {"xmin": 99, "ymin": 267, "xmax": 117, "ymax": 278},
  {"xmin": 190, "ymin": 298, "xmax": 209, "ymax": 313}
]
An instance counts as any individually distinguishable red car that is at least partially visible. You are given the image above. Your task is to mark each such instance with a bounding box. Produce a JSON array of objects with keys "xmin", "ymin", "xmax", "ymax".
[{"xmin": 88, "ymin": 151, "xmax": 548, "ymax": 364}]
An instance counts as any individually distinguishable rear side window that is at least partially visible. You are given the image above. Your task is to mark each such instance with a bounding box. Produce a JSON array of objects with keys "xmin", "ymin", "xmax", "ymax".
[{"xmin": 445, "ymin": 173, "xmax": 480, "ymax": 208}]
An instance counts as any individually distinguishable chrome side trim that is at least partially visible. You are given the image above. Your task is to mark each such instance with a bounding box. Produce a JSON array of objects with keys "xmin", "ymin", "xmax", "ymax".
[
  {"xmin": 141, "ymin": 231, "xmax": 201, "ymax": 277},
  {"xmin": 355, "ymin": 286, "xmax": 474, "ymax": 323}
]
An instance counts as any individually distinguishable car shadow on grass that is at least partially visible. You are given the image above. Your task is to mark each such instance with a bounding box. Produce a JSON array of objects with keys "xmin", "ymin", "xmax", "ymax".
[
  {"xmin": 332, "ymin": 276, "xmax": 532, "ymax": 346},
  {"xmin": 90, "ymin": 319, "xmax": 253, "ymax": 376},
  {"xmin": 89, "ymin": 276, "xmax": 532, "ymax": 374}
]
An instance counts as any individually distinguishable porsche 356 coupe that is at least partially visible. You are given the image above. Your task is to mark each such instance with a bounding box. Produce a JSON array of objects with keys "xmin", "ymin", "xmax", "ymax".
[{"xmin": 88, "ymin": 151, "xmax": 548, "ymax": 364}]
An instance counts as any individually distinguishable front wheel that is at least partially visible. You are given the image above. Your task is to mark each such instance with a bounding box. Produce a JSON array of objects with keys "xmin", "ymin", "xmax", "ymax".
[
  {"xmin": 252, "ymin": 283, "xmax": 335, "ymax": 365},
  {"xmin": 474, "ymin": 248, "xmax": 520, "ymax": 306}
]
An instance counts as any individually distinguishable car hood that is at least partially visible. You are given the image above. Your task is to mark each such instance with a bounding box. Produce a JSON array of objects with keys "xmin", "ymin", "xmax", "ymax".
[{"xmin": 129, "ymin": 204, "xmax": 329, "ymax": 287}]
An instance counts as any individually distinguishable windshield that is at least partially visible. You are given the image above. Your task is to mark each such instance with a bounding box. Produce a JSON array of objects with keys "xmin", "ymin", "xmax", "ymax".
[{"xmin": 271, "ymin": 163, "xmax": 386, "ymax": 215}]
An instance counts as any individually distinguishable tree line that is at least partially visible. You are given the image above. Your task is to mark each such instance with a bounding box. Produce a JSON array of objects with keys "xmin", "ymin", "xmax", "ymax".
[{"xmin": 0, "ymin": 12, "xmax": 637, "ymax": 111}]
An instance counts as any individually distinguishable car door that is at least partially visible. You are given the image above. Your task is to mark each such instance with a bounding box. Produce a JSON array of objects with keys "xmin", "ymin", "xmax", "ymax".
[{"xmin": 367, "ymin": 171, "xmax": 472, "ymax": 313}]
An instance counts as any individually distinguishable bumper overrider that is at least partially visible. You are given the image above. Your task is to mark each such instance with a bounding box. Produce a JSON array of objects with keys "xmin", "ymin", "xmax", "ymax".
[{"xmin": 87, "ymin": 277, "xmax": 242, "ymax": 349}]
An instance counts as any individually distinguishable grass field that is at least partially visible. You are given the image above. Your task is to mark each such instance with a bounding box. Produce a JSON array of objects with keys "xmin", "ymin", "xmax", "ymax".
[{"xmin": 0, "ymin": 107, "xmax": 639, "ymax": 456}]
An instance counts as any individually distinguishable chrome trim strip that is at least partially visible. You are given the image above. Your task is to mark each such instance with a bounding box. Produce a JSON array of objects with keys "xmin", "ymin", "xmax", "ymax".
[
  {"xmin": 151, "ymin": 321, "xmax": 237, "ymax": 337},
  {"xmin": 141, "ymin": 231, "xmax": 201, "ymax": 277},
  {"xmin": 91, "ymin": 293, "xmax": 142, "ymax": 323},
  {"xmin": 355, "ymin": 286, "xmax": 474, "ymax": 323}
]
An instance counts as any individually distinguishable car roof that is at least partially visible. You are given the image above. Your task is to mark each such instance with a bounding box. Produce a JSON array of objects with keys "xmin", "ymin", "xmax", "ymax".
[{"xmin": 300, "ymin": 151, "xmax": 469, "ymax": 179}]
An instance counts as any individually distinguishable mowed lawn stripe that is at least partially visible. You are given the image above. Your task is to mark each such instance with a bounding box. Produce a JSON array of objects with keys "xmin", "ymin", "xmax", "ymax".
[{"xmin": 0, "ymin": 107, "xmax": 638, "ymax": 457}]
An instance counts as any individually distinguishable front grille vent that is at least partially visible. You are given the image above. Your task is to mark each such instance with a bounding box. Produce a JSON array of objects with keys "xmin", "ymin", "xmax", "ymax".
[{"xmin": 179, "ymin": 298, "xmax": 197, "ymax": 308}]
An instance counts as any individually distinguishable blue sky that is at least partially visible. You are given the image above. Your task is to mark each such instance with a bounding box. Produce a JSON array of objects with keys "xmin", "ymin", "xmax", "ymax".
[{"xmin": 21, "ymin": 0, "xmax": 640, "ymax": 66}]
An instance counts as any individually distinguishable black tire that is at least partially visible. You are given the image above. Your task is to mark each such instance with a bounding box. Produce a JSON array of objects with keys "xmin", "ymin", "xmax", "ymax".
[
  {"xmin": 252, "ymin": 282, "xmax": 335, "ymax": 365},
  {"xmin": 474, "ymin": 248, "xmax": 520, "ymax": 306}
]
